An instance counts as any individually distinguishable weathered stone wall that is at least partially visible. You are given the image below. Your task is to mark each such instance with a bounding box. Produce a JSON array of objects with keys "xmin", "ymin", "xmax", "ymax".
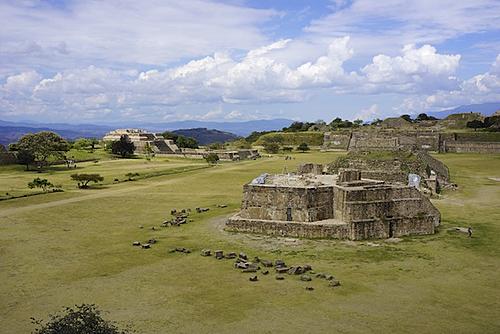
[
  {"xmin": 334, "ymin": 185, "xmax": 440, "ymax": 227},
  {"xmin": 442, "ymin": 141, "xmax": 500, "ymax": 153},
  {"xmin": 415, "ymin": 151, "xmax": 449, "ymax": 182},
  {"xmin": 227, "ymin": 216, "xmax": 351, "ymax": 239},
  {"xmin": 297, "ymin": 163, "xmax": 324, "ymax": 175},
  {"xmin": 240, "ymin": 185, "xmax": 334, "ymax": 222},
  {"xmin": 323, "ymin": 132, "xmax": 351, "ymax": 150},
  {"xmin": 350, "ymin": 215, "xmax": 435, "ymax": 240}
]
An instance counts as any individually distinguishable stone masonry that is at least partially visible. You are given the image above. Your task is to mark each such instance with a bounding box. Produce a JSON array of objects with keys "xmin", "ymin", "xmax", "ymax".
[{"xmin": 227, "ymin": 169, "xmax": 440, "ymax": 240}]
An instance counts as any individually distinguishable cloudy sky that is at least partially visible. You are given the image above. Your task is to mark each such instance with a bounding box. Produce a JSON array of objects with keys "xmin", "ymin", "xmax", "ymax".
[{"xmin": 1, "ymin": 0, "xmax": 499, "ymax": 124}]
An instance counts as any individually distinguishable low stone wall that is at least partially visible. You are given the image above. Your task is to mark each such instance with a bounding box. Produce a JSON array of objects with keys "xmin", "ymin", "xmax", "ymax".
[
  {"xmin": 443, "ymin": 141, "xmax": 500, "ymax": 153},
  {"xmin": 350, "ymin": 215, "xmax": 435, "ymax": 240},
  {"xmin": 227, "ymin": 215, "xmax": 351, "ymax": 239}
]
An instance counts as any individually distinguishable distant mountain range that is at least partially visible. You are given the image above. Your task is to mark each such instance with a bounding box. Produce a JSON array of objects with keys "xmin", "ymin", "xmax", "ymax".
[
  {"xmin": 172, "ymin": 128, "xmax": 240, "ymax": 145},
  {"xmin": 0, "ymin": 118, "xmax": 293, "ymax": 146},
  {"xmin": 427, "ymin": 102, "xmax": 500, "ymax": 119}
]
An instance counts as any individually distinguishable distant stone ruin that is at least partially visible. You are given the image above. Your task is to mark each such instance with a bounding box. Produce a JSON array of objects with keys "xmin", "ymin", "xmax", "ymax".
[
  {"xmin": 103, "ymin": 129, "xmax": 180, "ymax": 154},
  {"xmin": 323, "ymin": 128, "xmax": 500, "ymax": 153},
  {"xmin": 227, "ymin": 168, "xmax": 440, "ymax": 240},
  {"xmin": 103, "ymin": 128, "xmax": 259, "ymax": 160}
]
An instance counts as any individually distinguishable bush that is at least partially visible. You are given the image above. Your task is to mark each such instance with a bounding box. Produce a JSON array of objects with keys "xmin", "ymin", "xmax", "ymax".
[
  {"xmin": 71, "ymin": 173, "xmax": 104, "ymax": 189},
  {"xmin": 205, "ymin": 153, "xmax": 220, "ymax": 164},
  {"xmin": 31, "ymin": 304, "xmax": 132, "ymax": 334}
]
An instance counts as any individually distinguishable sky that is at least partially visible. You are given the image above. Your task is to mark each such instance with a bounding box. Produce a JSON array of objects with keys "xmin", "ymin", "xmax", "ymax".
[{"xmin": 0, "ymin": 0, "xmax": 500, "ymax": 124}]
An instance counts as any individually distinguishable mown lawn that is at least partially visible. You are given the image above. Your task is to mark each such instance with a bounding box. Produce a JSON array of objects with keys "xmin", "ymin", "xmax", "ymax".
[{"xmin": 0, "ymin": 151, "xmax": 499, "ymax": 333}]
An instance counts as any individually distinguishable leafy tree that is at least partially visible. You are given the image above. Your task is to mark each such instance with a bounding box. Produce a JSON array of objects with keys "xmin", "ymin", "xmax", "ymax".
[
  {"xmin": 282, "ymin": 121, "xmax": 315, "ymax": 132},
  {"xmin": 28, "ymin": 177, "xmax": 54, "ymax": 192},
  {"xmin": 175, "ymin": 135, "xmax": 199, "ymax": 149},
  {"xmin": 161, "ymin": 131, "xmax": 179, "ymax": 142},
  {"xmin": 31, "ymin": 304, "xmax": 131, "ymax": 334},
  {"xmin": 415, "ymin": 113, "xmax": 438, "ymax": 122},
  {"xmin": 329, "ymin": 117, "xmax": 353, "ymax": 129},
  {"xmin": 16, "ymin": 131, "xmax": 69, "ymax": 168},
  {"xmin": 353, "ymin": 119, "xmax": 363, "ymax": 127},
  {"xmin": 466, "ymin": 119, "xmax": 485, "ymax": 131},
  {"xmin": 111, "ymin": 135, "xmax": 135, "ymax": 157},
  {"xmin": 400, "ymin": 114, "xmax": 413, "ymax": 123},
  {"xmin": 144, "ymin": 142, "xmax": 154, "ymax": 160},
  {"xmin": 16, "ymin": 150, "xmax": 35, "ymax": 170},
  {"xmin": 205, "ymin": 152, "xmax": 220, "ymax": 164},
  {"xmin": 71, "ymin": 173, "xmax": 104, "ymax": 188},
  {"xmin": 73, "ymin": 138, "xmax": 99, "ymax": 151},
  {"xmin": 371, "ymin": 118, "xmax": 383, "ymax": 126},
  {"xmin": 262, "ymin": 142, "xmax": 280, "ymax": 154},
  {"xmin": 282, "ymin": 146, "xmax": 293, "ymax": 152},
  {"xmin": 297, "ymin": 143, "xmax": 310, "ymax": 152}
]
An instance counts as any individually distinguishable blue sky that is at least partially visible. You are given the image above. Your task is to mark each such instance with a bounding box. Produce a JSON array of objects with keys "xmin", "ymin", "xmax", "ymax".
[{"xmin": 0, "ymin": 0, "xmax": 499, "ymax": 123}]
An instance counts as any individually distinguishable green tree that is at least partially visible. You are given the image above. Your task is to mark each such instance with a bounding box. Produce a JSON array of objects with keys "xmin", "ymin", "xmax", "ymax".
[
  {"xmin": 282, "ymin": 146, "xmax": 293, "ymax": 153},
  {"xmin": 71, "ymin": 173, "xmax": 104, "ymax": 189},
  {"xmin": 297, "ymin": 143, "xmax": 310, "ymax": 152},
  {"xmin": 353, "ymin": 119, "xmax": 363, "ymax": 127},
  {"xmin": 28, "ymin": 177, "xmax": 54, "ymax": 192},
  {"xmin": 466, "ymin": 119, "xmax": 485, "ymax": 131},
  {"xmin": 31, "ymin": 304, "xmax": 131, "ymax": 334},
  {"xmin": 161, "ymin": 131, "xmax": 179, "ymax": 142},
  {"xmin": 111, "ymin": 135, "xmax": 135, "ymax": 157},
  {"xmin": 400, "ymin": 114, "xmax": 413, "ymax": 123},
  {"xmin": 144, "ymin": 142, "xmax": 154, "ymax": 160},
  {"xmin": 175, "ymin": 135, "xmax": 199, "ymax": 149},
  {"xmin": 207, "ymin": 142, "xmax": 224, "ymax": 150},
  {"xmin": 16, "ymin": 150, "xmax": 35, "ymax": 170},
  {"xmin": 205, "ymin": 152, "xmax": 220, "ymax": 164},
  {"xmin": 415, "ymin": 113, "xmax": 438, "ymax": 122},
  {"xmin": 263, "ymin": 142, "xmax": 280, "ymax": 154},
  {"xmin": 16, "ymin": 131, "xmax": 69, "ymax": 168}
]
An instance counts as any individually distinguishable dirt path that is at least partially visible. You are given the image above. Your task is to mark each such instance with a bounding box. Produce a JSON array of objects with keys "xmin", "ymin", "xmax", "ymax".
[{"xmin": 0, "ymin": 159, "xmax": 273, "ymax": 218}]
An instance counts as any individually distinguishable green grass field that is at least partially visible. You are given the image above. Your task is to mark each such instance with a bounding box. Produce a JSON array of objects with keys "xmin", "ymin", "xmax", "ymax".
[{"xmin": 1, "ymin": 151, "xmax": 499, "ymax": 333}]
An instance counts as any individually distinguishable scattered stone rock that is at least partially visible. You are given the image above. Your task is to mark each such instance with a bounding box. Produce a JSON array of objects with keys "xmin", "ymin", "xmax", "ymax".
[
  {"xmin": 303, "ymin": 264, "xmax": 312, "ymax": 271},
  {"xmin": 139, "ymin": 225, "xmax": 144, "ymax": 229},
  {"xmin": 171, "ymin": 209, "xmax": 177, "ymax": 215},
  {"xmin": 300, "ymin": 275, "xmax": 312, "ymax": 282},
  {"xmin": 141, "ymin": 243, "xmax": 151, "ymax": 249},
  {"xmin": 249, "ymin": 275, "xmax": 258, "ymax": 282},
  {"xmin": 226, "ymin": 252, "xmax": 237, "ymax": 259},
  {"xmin": 315, "ymin": 273, "xmax": 326, "ymax": 279},
  {"xmin": 262, "ymin": 270, "xmax": 269, "ymax": 275},
  {"xmin": 254, "ymin": 256, "xmax": 260, "ymax": 263},
  {"xmin": 288, "ymin": 266, "xmax": 305, "ymax": 275},
  {"xmin": 217, "ymin": 204, "xmax": 228, "ymax": 208},
  {"xmin": 325, "ymin": 275, "xmax": 334, "ymax": 281},
  {"xmin": 328, "ymin": 280, "xmax": 341, "ymax": 287},
  {"xmin": 183, "ymin": 248, "xmax": 191, "ymax": 254},
  {"xmin": 276, "ymin": 267, "xmax": 289, "ymax": 274},
  {"xmin": 305, "ymin": 286, "xmax": 314, "ymax": 291},
  {"xmin": 261, "ymin": 260, "xmax": 273, "ymax": 267},
  {"xmin": 196, "ymin": 207, "xmax": 210, "ymax": 213},
  {"xmin": 132, "ymin": 241, "xmax": 141, "ymax": 246},
  {"xmin": 242, "ymin": 267, "xmax": 258, "ymax": 273},
  {"xmin": 168, "ymin": 248, "xmax": 176, "ymax": 253},
  {"xmin": 201, "ymin": 249, "xmax": 211, "ymax": 256},
  {"xmin": 275, "ymin": 259, "xmax": 286, "ymax": 268},
  {"xmin": 239, "ymin": 252, "xmax": 248, "ymax": 260},
  {"xmin": 215, "ymin": 250, "xmax": 224, "ymax": 259},
  {"xmin": 148, "ymin": 239, "xmax": 157, "ymax": 244},
  {"xmin": 275, "ymin": 275, "xmax": 285, "ymax": 280}
]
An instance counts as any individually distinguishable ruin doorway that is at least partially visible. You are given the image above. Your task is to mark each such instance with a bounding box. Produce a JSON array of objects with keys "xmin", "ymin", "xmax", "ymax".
[
  {"xmin": 286, "ymin": 207, "xmax": 292, "ymax": 221},
  {"xmin": 389, "ymin": 221, "xmax": 395, "ymax": 238}
]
